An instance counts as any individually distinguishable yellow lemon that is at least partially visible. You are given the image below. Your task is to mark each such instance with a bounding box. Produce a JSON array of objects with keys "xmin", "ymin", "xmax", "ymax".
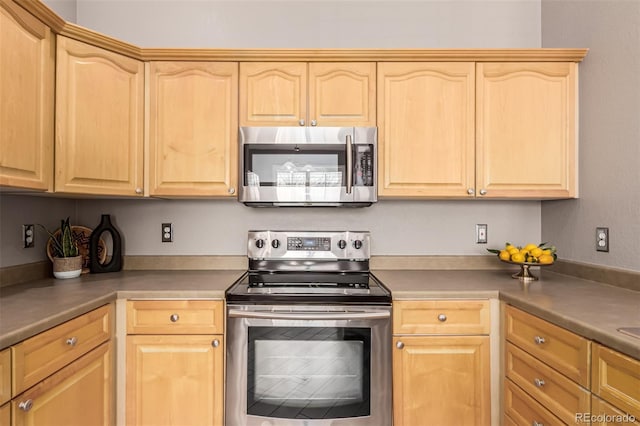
[
  {"xmin": 539, "ymin": 254, "xmax": 554, "ymax": 264},
  {"xmin": 499, "ymin": 250, "xmax": 511, "ymax": 261},
  {"xmin": 520, "ymin": 248, "xmax": 530, "ymax": 256},
  {"xmin": 511, "ymin": 253, "xmax": 525, "ymax": 263},
  {"xmin": 506, "ymin": 244, "xmax": 516, "ymax": 251},
  {"xmin": 542, "ymin": 249, "xmax": 552, "ymax": 256},
  {"xmin": 508, "ymin": 247, "xmax": 520, "ymax": 256},
  {"xmin": 524, "ymin": 243, "xmax": 538, "ymax": 252},
  {"xmin": 531, "ymin": 247, "xmax": 543, "ymax": 258}
]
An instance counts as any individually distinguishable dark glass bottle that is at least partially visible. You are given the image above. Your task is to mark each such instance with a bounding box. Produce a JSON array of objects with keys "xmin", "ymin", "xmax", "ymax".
[{"xmin": 89, "ymin": 214, "xmax": 122, "ymax": 273}]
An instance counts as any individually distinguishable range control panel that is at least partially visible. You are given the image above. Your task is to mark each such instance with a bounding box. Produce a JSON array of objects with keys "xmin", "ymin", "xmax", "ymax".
[{"xmin": 247, "ymin": 230, "xmax": 370, "ymax": 261}]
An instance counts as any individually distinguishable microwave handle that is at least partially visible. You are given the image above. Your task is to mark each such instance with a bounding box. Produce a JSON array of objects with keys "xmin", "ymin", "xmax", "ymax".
[{"xmin": 346, "ymin": 134, "xmax": 353, "ymax": 194}]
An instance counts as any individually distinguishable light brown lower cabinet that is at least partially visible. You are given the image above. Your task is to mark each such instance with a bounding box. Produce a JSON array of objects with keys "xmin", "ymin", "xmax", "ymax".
[
  {"xmin": 125, "ymin": 300, "xmax": 224, "ymax": 426},
  {"xmin": 503, "ymin": 379, "xmax": 564, "ymax": 426},
  {"xmin": 0, "ymin": 402, "xmax": 9, "ymax": 426},
  {"xmin": 392, "ymin": 300, "xmax": 491, "ymax": 425},
  {"xmin": 12, "ymin": 341, "xmax": 112, "ymax": 426},
  {"xmin": 590, "ymin": 395, "xmax": 640, "ymax": 425}
]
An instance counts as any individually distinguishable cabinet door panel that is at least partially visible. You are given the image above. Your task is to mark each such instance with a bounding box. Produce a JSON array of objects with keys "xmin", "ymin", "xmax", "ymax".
[
  {"xmin": 0, "ymin": 0, "xmax": 53, "ymax": 191},
  {"xmin": 476, "ymin": 62, "xmax": 577, "ymax": 198},
  {"xmin": 240, "ymin": 62, "xmax": 306, "ymax": 126},
  {"xmin": 378, "ymin": 62, "xmax": 475, "ymax": 197},
  {"xmin": 393, "ymin": 335, "xmax": 489, "ymax": 425},
  {"xmin": 308, "ymin": 62, "xmax": 376, "ymax": 126},
  {"xmin": 55, "ymin": 36, "xmax": 144, "ymax": 196},
  {"xmin": 126, "ymin": 335, "xmax": 223, "ymax": 426},
  {"xmin": 592, "ymin": 343, "xmax": 640, "ymax": 419},
  {"xmin": 148, "ymin": 61, "xmax": 238, "ymax": 196},
  {"xmin": 13, "ymin": 342, "xmax": 112, "ymax": 426}
]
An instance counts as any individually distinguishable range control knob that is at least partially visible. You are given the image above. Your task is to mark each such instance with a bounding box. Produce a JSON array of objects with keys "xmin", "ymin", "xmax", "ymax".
[
  {"xmin": 255, "ymin": 239, "xmax": 265, "ymax": 248},
  {"xmin": 271, "ymin": 239, "xmax": 280, "ymax": 248},
  {"xmin": 353, "ymin": 240, "xmax": 363, "ymax": 250},
  {"xmin": 338, "ymin": 239, "xmax": 347, "ymax": 249}
]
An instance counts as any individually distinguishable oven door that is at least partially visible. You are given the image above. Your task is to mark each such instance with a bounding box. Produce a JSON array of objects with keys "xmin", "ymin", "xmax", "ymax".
[
  {"xmin": 239, "ymin": 127, "xmax": 377, "ymax": 206},
  {"xmin": 226, "ymin": 305, "xmax": 391, "ymax": 426}
]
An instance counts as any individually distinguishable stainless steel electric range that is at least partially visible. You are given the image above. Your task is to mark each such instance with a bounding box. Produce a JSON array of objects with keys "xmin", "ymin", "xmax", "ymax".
[{"xmin": 225, "ymin": 230, "xmax": 392, "ymax": 426}]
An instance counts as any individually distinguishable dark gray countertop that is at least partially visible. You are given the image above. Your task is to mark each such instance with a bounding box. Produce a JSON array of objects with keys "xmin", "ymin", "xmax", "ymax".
[{"xmin": 1, "ymin": 268, "xmax": 638, "ymax": 359}]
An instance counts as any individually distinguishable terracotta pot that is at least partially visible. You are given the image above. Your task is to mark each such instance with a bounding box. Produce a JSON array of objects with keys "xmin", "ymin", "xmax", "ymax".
[{"xmin": 53, "ymin": 255, "xmax": 82, "ymax": 279}]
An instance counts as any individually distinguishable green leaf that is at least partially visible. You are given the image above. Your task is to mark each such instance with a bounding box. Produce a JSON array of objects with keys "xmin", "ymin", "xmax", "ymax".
[{"xmin": 486, "ymin": 249, "xmax": 501, "ymax": 254}]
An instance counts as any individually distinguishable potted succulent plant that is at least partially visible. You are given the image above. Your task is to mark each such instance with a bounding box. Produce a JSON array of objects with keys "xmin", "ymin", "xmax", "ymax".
[{"xmin": 39, "ymin": 217, "xmax": 82, "ymax": 279}]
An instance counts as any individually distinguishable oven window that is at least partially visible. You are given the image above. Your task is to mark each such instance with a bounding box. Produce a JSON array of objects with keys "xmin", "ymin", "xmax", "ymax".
[{"xmin": 247, "ymin": 327, "xmax": 371, "ymax": 419}]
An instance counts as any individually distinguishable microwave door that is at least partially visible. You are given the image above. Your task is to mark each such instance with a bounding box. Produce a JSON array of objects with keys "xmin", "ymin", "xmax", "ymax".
[{"xmin": 242, "ymin": 143, "xmax": 354, "ymax": 204}]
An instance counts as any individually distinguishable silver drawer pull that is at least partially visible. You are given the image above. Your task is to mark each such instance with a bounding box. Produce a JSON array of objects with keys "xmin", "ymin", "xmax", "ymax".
[
  {"xmin": 66, "ymin": 336, "xmax": 78, "ymax": 346},
  {"xmin": 534, "ymin": 378, "xmax": 546, "ymax": 387},
  {"xmin": 437, "ymin": 314, "xmax": 447, "ymax": 322},
  {"xmin": 212, "ymin": 339, "xmax": 220, "ymax": 348},
  {"xmin": 534, "ymin": 335, "xmax": 546, "ymax": 345},
  {"xmin": 18, "ymin": 399, "xmax": 33, "ymax": 412},
  {"xmin": 533, "ymin": 422, "xmax": 544, "ymax": 426},
  {"xmin": 396, "ymin": 341, "xmax": 405, "ymax": 349},
  {"xmin": 170, "ymin": 314, "xmax": 179, "ymax": 322}
]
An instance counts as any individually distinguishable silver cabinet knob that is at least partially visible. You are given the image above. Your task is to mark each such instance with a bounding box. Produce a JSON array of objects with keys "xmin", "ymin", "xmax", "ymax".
[
  {"xmin": 467, "ymin": 188, "xmax": 475, "ymax": 195},
  {"xmin": 228, "ymin": 187, "xmax": 235, "ymax": 195},
  {"xmin": 396, "ymin": 341, "xmax": 405, "ymax": 349},
  {"xmin": 18, "ymin": 399, "xmax": 33, "ymax": 412},
  {"xmin": 438, "ymin": 314, "xmax": 447, "ymax": 322},
  {"xmin": 479, "ymin": 189, "xmax": 487, "ymax": 196},
  {"xmin": 66, "ymin": 336, "xmax": 78, "ymax": 346},
  {"xmin": 135, "ymin": 188, "xmax": 143, "ymax": 194},
  {"xmin": 212, "ymin": 339, "xmax": 220, "ymax": 348},
  {"xmin": 534, "ymin": 378, "xmax": 546, "ymax": 387},
  {"xmin": 170, "ymin": 314, "xmax": 179, "ymax": 322},
  {"xmin": 533, "ymin": 422, "xmax": 544, "ymax": 426},
  {"xmin": 310, "ymin": 120, "xmax": 317, "ymax": 126},
  {"xmin": 534, "ymin": 335, "xmax": 546, "ymax": 345},
  {"xmin": 298, "ymin": 119, "xmax": 305, "ymax": 126}
]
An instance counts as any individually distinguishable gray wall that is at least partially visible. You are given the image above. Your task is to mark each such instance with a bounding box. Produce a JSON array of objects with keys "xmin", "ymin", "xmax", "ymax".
[
  {"xmin": 2, "ymin": 0, "xmax": 545, "ymax": 268},
  {"xmin": 541, "ymin": 0, "xmax": 640, "ymax": 272}
]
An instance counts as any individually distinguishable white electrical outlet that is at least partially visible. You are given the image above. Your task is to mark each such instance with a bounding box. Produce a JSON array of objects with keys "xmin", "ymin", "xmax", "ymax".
[
  {"xmin": 476, "ymin": 224, "xmax": 488, "ymax": 244},
  {"xmin": 23, "ymin": 224, "xmax": 35, "ymax": 248},
  {"xmin": 596, "ymin": 227, "xmax": 609, "ymax": 252},
  {"xmin": 162, "ymin": 223, "xmax": 173, "ymax": 243}
]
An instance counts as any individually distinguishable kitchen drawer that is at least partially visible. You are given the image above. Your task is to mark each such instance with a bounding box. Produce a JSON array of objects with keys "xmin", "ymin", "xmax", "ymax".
[
  {"xmin": 505, "ymin": 305, "xmax": 590, "ymax": 387},
  {"xmin": 591, "ymin": 395, "xmax": 640, "ymax": 425},
  {"xmin": 505, "ymin": 342, "xmax": 590, "ymax": 424},
  {"xmin": 504, "ymin": 378, "xmax": 564, "ymax": 426},
  {"xmin": 0, "ymin": 348, "xmax": 10, "ymax": 405},
  {"xmin": 127, "ymin": 300, "xmax": 224, "ymax": 335},
  {"xmin": 393, "ymin": 300, "xmax": 490, "ymax": 335},
  {"xmin": 12, "ymin": 341, "xmax": 112, "ymax": 426},
  {"xmin": 12, "ymin": 304, "xmax": 112, "ymax": 395},
  {"xmin": 592, "ymin": 343, "xmax": 640, "ymax": 419}
]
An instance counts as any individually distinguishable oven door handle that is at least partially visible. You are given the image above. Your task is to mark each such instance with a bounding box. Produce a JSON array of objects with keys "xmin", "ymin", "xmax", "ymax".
[{"xmin": 227, "ymin": 309, "xmax": 390, "ymax": 320}]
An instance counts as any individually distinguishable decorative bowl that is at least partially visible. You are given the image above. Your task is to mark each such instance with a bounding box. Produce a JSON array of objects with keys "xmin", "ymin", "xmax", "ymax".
[{"xmin": 500, "ymin": 259, "xmax": 553, "ymax": 282}]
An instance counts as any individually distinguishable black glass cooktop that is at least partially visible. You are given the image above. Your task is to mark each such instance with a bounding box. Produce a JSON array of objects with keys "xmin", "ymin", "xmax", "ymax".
[{"xmin": 226, "ymin": 271, "xmax": 391, "ymax": 305}]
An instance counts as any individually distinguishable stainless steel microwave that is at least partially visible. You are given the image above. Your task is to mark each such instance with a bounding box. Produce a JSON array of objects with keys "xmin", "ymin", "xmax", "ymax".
[{"xmin": 238, "ymin": 127, "xmax": 377, "ymax": 207}]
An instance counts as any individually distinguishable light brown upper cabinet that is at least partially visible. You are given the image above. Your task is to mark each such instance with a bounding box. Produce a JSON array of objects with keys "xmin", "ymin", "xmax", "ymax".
[
  {"xmin": 476, "ymin": 62, "xmax": 578, "ymax": 198},
  {"xmin": 239, "ymin": 62, "xmax": 376, "ymax": 127},
  {"xmin": 378, "ymin": 61, "xmax": 578, "ymax": 199},
  {"xmin": 147, "ymin": 61, "xmax": 238, "ymax": 197},
  {"xmin": 377, "ymin": 62, "xmax": 475, "ymax": 197},
  {"xmin": 0, "ymin": 0, "xmax": 54, "ymax": 191},
  {"xmin": 55, "ymin": 36, "xmax": 144, "ymax": 196}
]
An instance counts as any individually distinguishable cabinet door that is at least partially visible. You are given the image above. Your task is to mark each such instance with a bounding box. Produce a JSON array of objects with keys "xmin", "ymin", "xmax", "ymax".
[
  {"xmin": 476, "ymin": 62, "xmax": 577, "ymax": 198},
  {"xmin": 308, "ymin": 62, "xmax": 376, "ymax": 126},
  {"xmin": 393, "ymin": 335, "xmax": 490, "ymax": 425},
  {"xmin": 377, "ymin": 62, "xmax": 475, "ymax": 197},
  {"xmin": 55, "ymin": 36, "xmax": 144, "ymax": 196},
  {"xmin": 239, "ymin": 62, "xmax": 306, "ymax": 126},
  {"xmin": 0, "ymin": 0, "xmax": 54, "ymax": 191},
  {"xmin": 126, "ymin": 335, "xmax": 224, "ymax": 426},
  {"xmin": 147, "ymin": 61, "xmax": 238, "ymax": 197},
  {"xmin": 12, "ymin": 342, "xmax": 112, "ymax": 426}
]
